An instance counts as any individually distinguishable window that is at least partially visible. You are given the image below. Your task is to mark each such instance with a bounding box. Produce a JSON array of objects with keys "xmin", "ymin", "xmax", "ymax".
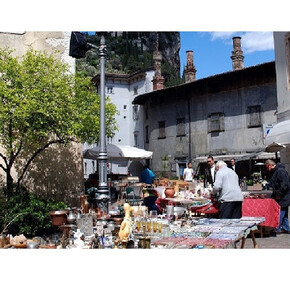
[
  {"xmin": 84, "ymin": 162, "xmax": 87, "ymax": 175},
  {"xmin": 176, "ymin": 118, "xmax": 185, "ymax": 136},
  {"xmin": 208, "ymin": 113, "xmax": 225, "ymax": 133},
  {"xmin": 145, "ymin": 126, "xmax": 149, "ymax": 143},
  {"xmin": 92, "ymin": 161, "xmax": 96, "ymax": 173},
  {"xmin": 134, "ymin": 86, "xmax": 138, "ymax": 95},
  {"xmin": 248, "ymin": 105, "xmax": 261, "ymax": 127},
  {"xmin": 133, "ymin": 105, "xmax": 138, "ymax": 120},
  {"xmin": 158, "ymin": 121, "xmax": 166, "ymax": 139},
  {"xmin": 123, "ymin": 105, "xmax": 127, "ymax": 110},
  {"xmin": 134, "ymin": 131, "xmax": 139, "ymax": 147},
  {"xmin": 107, "ymin": 86, "xmax": 113, "ymax": 94}
]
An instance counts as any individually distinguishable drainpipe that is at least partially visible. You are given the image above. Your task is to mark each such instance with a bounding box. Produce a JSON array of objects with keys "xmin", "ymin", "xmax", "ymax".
[{"xmin": 188, "ymin": 99, "xmax": 192, "ymax": 161}]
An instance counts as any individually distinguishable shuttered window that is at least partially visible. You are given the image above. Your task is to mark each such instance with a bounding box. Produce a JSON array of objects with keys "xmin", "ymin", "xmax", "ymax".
[
  {"xmin": 145, "ymin": 125, "xmax": 149, "ymax": 143},
  {"xmin": 208, "ymin": 113, "xmax": 225, "ymax": 133},
  {"xmin": 158, "ymin": 121, "xmax": 166, "ymax": 139},
  {"xmin": 248, "ymin": 105, "xmax": 261, "ymax": 127},
  {"xmin": 176, "ymin": 118, "xmax": 185, "ymax": 136}
]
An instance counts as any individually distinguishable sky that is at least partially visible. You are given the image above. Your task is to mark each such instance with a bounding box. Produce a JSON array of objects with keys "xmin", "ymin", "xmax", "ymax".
[{"xmin": 179, "ymin": 31, "xmax": 275, "ymax": 79}]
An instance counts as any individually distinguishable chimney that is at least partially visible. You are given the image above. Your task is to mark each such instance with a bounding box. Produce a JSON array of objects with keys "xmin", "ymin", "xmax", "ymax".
[
  {"xmin": 231, "ymin": 36, "xmax": 244, "ymax": 70},
  {"xmin": 184, "ymin": 50, "xmax": 197, "ymax": 83},
  {"xmin": 152, "ymin": 33, "xmax": 164, "ymax": 90}
]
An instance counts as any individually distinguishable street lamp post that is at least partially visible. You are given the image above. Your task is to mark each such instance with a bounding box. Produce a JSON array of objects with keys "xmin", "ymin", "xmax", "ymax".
[
  {"xmin": 69, "ymin": 32, "xmax": 109, "ymax": 210},
  {"xmin": 97, "ymin": 35, "xmax": 109, "ymax": 207}
]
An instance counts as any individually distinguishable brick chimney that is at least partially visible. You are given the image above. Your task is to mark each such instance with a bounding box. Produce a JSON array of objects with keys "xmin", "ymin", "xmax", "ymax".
[
  {"xmin": 184, "ymin": 50, "xmax": 196, "ymax": 83},
  {"xmin": 152, "ymin": 33, "xmax": 164, "ymax": 90},
  {"xmin": 231, "ymin": 36, "xmax": 244, "ymax": 70}
]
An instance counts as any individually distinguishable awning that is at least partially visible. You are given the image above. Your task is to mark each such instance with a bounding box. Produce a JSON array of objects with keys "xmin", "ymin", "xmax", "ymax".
[
  {"xmin": 236, "ymin": 151, "xmax": 277, "ymax": 161},
  {"xmin": 83, "ymin": 144, "xmax": 153, "ymax": 161},
  {"xmin": 193, "ymin": 152, "xmax": 277, "ymax": 163},
  {"xmin": 265, "ymin": 120, "xmax": 290, "ymax": 147},
  {"xmin": 193, "ymin": 154, "xmax": 245, "ymax": 163}
]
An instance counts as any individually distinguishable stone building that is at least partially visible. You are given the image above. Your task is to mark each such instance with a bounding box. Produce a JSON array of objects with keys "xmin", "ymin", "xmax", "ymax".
[
  {"xmin": 84, "ymin": 68, "xmax": 155, "ymax": 178},
  {"xmin": 133, "ymin": 37, "xmax": 278, "ymax": 179},
  {"xmin": 0, "ymin": 31, "xmax": 84, "ymax": 205},
  {"xmin": 265, "ymin": 32, "xmax": 290, "ymax": 173}
]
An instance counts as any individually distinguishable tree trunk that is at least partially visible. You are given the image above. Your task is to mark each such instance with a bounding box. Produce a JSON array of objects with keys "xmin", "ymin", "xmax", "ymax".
[{"xmin": 6, "ymin": 171, "xmax": 14, "ymax": 197}]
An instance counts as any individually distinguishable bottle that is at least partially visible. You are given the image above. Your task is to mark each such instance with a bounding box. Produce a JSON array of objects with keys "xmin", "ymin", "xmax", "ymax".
[{"xmin": 242, "ymin": 176, "xmax": 247, "ymax": 191}]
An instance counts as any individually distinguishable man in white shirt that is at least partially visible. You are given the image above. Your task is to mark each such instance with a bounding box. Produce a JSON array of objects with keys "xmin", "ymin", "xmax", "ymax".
[{"xmin": 183, "ymin": 162, "xmax": 194, "ymax": 182}]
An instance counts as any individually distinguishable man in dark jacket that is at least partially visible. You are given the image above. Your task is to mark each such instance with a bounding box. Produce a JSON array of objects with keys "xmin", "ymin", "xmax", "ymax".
[
  {"xmin": 265, "ymin": 159, "xmax": 290, "ymax": 233},
  {"xmin": 228, "ymin": 158, "xmax": 242, "ymax": 180},
  {"xmin": 204, "ymin": 155, "xmax": 215, "ymax": 187}
]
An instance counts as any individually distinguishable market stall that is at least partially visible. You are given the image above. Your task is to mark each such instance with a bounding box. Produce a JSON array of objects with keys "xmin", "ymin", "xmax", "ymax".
[
  {"xmin": 242, "ymin": 197, "xmax": 280, "ymax": 228},
  {"xmin": 1, "ymin": 179, "xmax": 273, "ymax": 250}
]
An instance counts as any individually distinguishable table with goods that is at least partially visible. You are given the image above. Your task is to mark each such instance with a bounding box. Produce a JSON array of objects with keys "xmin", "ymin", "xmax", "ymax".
[{"xmin": 0, "ymin": 181, "xmax": 268, "ymax": 250}]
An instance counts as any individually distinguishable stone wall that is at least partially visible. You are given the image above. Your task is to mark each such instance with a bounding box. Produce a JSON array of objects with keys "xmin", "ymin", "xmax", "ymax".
[{"xmin": 0, "ymin": 31, "xmax": 83, "ymax": 207}]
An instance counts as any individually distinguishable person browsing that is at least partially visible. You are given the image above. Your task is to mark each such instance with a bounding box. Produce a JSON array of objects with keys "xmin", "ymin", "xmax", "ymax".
[
  {"xmin": 265, "ymin": 159, "xmax": 290, "ymax": 234},
  {"xmin": 212, "ymin": 160, "xmax": 244, "ymax": 219},
  {"xmin": 140, "ymin": 165, "xmax": 155, "ymax": 185},
  {"xmin": 183, "ymin": 162, "xmax": 194, "ymax": 182}
]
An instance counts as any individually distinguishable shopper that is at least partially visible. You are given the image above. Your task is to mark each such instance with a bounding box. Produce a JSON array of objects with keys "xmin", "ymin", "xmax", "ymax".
[
  {"xmin": 141, "ymin": 165, "xmax": 155, "ymax": 185},
  {"xmin": 212, "ymin": 160, "xmax": 244, "ymax": 219},
  {"xmin": 265, "ymin": 159, "xmax": 290, "ymax": 234},
  {"xmin": 183, "ymin": 162, "xmax": 194, "ymax": 182}
]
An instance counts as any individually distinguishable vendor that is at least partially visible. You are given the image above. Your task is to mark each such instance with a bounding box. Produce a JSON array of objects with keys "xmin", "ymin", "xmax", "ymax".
[{"xmin": 142, "ymin": 187, "xmax": 162, "ymax": 214}]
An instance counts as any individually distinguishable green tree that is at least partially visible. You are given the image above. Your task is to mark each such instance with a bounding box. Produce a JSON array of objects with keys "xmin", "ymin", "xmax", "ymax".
[{"xmin": 0, "ymin": 48, "xmax": 118, "ymax": 196}]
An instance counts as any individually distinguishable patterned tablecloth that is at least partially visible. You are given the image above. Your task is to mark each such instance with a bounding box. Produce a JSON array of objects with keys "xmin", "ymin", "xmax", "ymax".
[
  {"xmin": 150, "ymin": 217, "xmax": 265, "ymax": 249},
  {"xmin": 242, "ymin": 198, "xmax": 280, "ymax": 228}
]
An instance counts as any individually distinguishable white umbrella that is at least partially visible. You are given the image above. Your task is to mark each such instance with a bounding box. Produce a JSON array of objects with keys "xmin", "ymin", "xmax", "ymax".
[
  {"xmin": 265, "ymin": 142, "xmax": 286, "ymax": 153},
  {"xmin": 83, "ymin": 144, "xmax": 153, "ymax": 161},
  {"xmin": 265, "ymin": 120, "xmax": 290, "ymax": 147}
]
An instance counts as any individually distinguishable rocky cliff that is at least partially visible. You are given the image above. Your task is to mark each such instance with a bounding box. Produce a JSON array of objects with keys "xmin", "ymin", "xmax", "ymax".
[{"xmin": 77, "ymin": 31, "xmax": 182, "ymax": 87}]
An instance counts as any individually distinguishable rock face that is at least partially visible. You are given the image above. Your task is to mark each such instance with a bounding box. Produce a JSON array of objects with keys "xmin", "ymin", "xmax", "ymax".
[
  {"xmin": 81, "ymin": 32, "xmax": 182, "ymax": 86},
  {"xmin": 136, "ymin": 32, "xmax": 181, "ymax": 74}
]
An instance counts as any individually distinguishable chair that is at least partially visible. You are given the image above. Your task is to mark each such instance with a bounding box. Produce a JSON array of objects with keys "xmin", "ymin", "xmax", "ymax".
[
  {"xmin": 125, "ymin": 187, "xmax": 135, "ymax": 199},
  {"xmin": 125, "ymin": 187, "xmax": 143, "ymax": 206}
]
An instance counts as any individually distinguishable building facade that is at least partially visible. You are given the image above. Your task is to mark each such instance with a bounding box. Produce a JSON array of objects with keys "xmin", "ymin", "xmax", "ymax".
[
  {"xmin": 133, "ymin": 61, "xmax": 278, "ymax": 179},
  {"xmin": 83, "ymin": 68, "xmax": 155, "ymax": 178}
]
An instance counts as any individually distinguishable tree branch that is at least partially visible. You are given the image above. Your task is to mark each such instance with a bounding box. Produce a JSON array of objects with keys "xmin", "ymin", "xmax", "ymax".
[
  {"xmin": 0, "ymin": 152, "xmax": 8, "ymax": 168},
  {"xmin": 0, "ymin": 213, "xmax": 27, "ymax": 236}
]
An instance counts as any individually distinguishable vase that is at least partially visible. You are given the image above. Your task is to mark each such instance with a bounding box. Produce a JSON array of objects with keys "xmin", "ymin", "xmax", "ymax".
[{"xmin": 164, "ymin": 187, "xmax": 175, "ymax": 198}]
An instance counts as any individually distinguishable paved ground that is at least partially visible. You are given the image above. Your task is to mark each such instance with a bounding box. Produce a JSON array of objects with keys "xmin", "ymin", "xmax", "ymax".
[{"xmin": 242, "ymin": 229, "xmax": 290, "ymax": 249}]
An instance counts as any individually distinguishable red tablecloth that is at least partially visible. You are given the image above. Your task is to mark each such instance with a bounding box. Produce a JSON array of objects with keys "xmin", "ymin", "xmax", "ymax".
[{"xmin": 242, "ymin": 198, "xmax": 280, "ymax": 228}]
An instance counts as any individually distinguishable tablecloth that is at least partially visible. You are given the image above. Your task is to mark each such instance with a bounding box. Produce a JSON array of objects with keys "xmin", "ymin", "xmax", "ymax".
[{"xmin": 242, "ymin": 198, "xmax": 280, "ymax": 228}]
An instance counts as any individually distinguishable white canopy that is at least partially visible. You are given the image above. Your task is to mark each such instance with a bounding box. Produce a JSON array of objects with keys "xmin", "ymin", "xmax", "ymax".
[
  {"xmin": 83, "ymin": 144, "xmax": 153, "ymax": 161},
  {"xmin": 265, "ymin": 120, "xmax": 290, "ymax": 148}
]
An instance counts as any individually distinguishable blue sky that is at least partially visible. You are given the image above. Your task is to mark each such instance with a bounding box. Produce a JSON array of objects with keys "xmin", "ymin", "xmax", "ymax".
[{"xmin": 179, "ymin": 31, "xmax": 275, "ymax": 79}]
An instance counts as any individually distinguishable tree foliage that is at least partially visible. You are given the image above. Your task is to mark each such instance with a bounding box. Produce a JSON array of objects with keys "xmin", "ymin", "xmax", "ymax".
[{"xmin": 0, "ymin": 47, "xmax": 118, "ymax": 195}]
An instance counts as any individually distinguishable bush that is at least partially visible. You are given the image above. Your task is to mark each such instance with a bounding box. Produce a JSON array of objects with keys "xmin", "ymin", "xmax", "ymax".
[{"xmin": 0, "ymin": 187, "xmax": 67, "ymax": 237}]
